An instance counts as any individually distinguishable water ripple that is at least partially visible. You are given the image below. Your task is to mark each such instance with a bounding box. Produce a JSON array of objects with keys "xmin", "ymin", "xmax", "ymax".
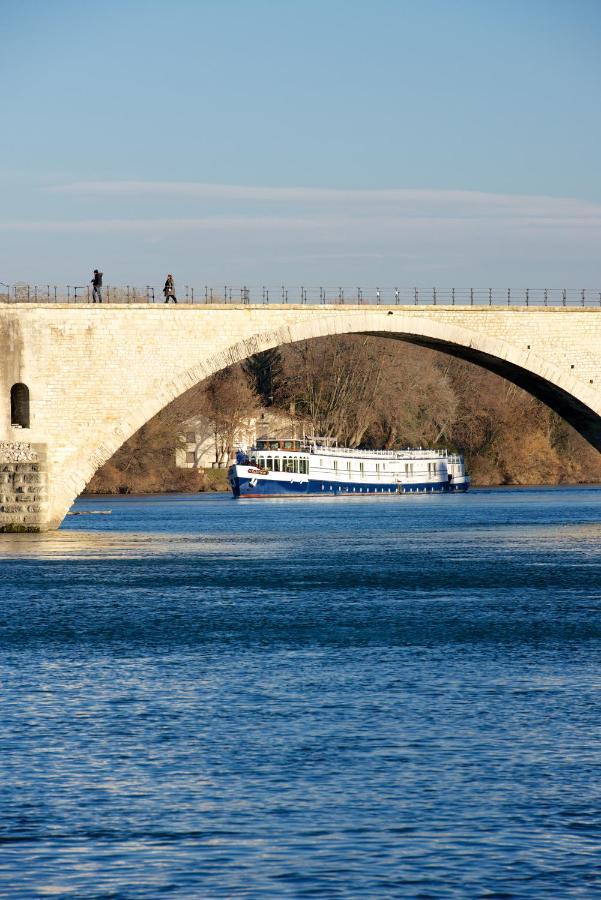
[{"xmin": 1, "ymin": 488, "xmax": 601, "ymax": 897}]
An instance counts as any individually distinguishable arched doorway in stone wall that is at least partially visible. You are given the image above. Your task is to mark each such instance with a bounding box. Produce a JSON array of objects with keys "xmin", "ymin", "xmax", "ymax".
[{"xmin": 10, "ymin": 383, "xmax": 30, "ymax": 429}]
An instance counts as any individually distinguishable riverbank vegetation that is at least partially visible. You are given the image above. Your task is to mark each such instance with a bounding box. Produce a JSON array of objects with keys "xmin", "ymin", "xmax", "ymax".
[{"xmin": 85, "ymin": 337, "xmax": 601, "ymax": 494}]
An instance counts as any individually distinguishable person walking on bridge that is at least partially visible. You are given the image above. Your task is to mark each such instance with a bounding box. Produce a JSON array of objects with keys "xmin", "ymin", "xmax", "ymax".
[
  {"xmin": 91, "ymin": 269, "xmax": 103, "ymax": 303},
  {"xmin": 163, "ymin": 274, "xmax": 177, "ymax": 303}
]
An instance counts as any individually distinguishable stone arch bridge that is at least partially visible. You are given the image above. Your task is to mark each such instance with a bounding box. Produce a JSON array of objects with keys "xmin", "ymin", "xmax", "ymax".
[{"xmin": 1, "ymin": 302, "xmax": 601, "ymax": 531}]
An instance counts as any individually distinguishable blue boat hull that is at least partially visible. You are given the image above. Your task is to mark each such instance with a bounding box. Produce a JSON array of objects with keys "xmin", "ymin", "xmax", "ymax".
[{"xmin": 229, "ymin": 473, "xmax": 469, "ymax": 498}]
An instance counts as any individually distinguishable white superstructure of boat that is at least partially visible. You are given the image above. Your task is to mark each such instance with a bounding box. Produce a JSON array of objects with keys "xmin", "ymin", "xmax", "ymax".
[{"xmin": 228, "ymin": 438, "xmax": 469, "ymax": 498}]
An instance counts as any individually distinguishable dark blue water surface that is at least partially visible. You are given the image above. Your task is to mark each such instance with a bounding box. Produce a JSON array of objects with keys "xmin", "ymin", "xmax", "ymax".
[{"xmin": 1, "ymin": 487, "xmax": 601, "ymax": 898}]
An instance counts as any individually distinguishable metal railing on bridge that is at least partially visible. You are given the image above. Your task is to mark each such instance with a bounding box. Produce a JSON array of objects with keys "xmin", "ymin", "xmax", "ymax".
[{"xmin": 1, "ymin": 284, "xmax": 601, "ymax": 307}]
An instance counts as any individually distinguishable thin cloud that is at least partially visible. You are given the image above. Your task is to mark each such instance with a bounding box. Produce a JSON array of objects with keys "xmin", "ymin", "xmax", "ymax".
[
  {"xmin": 0, "ymin": 216, "xmax": 330, "ymax": 234},
  {"xmin": 44, "ymin": 181, "xmax": 601, "ymax": 221},
  {"xmin": 1, "ymin": 213, "xmax": 601, "ymax": 237}
]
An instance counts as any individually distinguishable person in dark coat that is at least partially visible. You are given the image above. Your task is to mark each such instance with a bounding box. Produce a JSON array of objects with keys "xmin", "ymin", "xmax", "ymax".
[
  {"xmin": 91, "ymin": 269, "xmax": 103, "ymax": 303},
  {"xmin": 163, "ymin": 274, "xmax": 177, "ymax": 303}
]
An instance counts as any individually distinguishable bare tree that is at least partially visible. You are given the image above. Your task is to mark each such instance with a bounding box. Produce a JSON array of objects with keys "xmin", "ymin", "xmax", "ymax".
[
  {"xmin": 88, "ymin": 334, "xmax": 601, "ymax": 493},
  {"xmin": 196, "ymin": 365, "xmax": 259, "ymax": 466}
]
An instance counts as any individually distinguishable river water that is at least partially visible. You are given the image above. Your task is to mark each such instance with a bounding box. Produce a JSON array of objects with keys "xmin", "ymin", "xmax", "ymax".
[{"xmin": 1, "ymin": 487, "xmax": 601, "ymax": 898}]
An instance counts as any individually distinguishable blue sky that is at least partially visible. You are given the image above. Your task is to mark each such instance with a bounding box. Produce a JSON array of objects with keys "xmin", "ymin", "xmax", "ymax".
[{"xmin": 2, "ymin": 0, "xmax": 601, "ymax": 288}]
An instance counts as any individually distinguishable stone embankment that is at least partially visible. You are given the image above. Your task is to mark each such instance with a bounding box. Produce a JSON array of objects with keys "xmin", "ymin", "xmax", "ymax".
[{"xmin": 0, "ymin": 442, "xmax": 48, "ymax": 532}]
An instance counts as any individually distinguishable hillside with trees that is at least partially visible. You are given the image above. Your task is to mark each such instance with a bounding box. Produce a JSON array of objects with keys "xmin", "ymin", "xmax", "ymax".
[{"xmin": 85, "ymin": 336, "xmax": 601, "ymax": 494}]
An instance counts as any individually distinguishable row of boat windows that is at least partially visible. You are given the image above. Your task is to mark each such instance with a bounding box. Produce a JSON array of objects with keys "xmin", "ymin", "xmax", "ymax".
[
  {"xmin": 256, "ymin": 440, "xmax": 303, "ymax": 451},
  {"xmin": 253, "ymin": 456, "xmax": 383, "ymax": 475},
  {"xmin": 251, "ymin": 455, "xmax": 446, "ymax": 477},
  {"xmin": 253, "ymin": 456, "xmax": 389, "ymax": 474},
  {"xmin": 251, "ymin": 456, "xmax": 309, "ymax": 474},
  {"xmin": 326, "ymin": 461, "xmax": 441, "ymax": 475}
]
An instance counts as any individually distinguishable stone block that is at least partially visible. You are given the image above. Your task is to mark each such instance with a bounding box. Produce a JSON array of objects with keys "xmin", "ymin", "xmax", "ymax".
[{"xmin": 23, "ymin": 514, "xmax": 44, "ymax": 525}]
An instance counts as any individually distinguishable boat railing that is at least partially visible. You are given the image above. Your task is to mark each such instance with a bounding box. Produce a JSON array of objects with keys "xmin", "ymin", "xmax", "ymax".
[
  {"xmin": 250, "ymin": 444, "xmax": 464, "ymax": 465},
  {"xmin": 309, "ymin": 445, "xmax": 461, "ymax": 460}
]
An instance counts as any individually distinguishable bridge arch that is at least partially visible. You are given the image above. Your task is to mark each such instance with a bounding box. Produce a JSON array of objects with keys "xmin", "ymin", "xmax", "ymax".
[{"xmin": 49, "ymin": 311, "xmax": 601, "ymax": 527}]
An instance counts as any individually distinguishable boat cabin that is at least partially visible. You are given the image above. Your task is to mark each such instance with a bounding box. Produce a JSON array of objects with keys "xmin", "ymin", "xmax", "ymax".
[
  {"xmin": 241, "ymin": 438, "xmax": 309, "ymax": 475},
  {"xmin": 255, "ymin": 438, "xmax": 303, "ymax": 451}
]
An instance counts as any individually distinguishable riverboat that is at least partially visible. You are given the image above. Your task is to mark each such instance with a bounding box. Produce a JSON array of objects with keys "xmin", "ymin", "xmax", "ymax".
[{"xmin": 228, "ymin": 438, "xmax": 469, "ymax": 498}]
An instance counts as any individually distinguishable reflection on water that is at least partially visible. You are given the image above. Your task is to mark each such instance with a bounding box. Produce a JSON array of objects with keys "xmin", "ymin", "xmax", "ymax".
[
  {"xmin": 0, "ymin": 529, "xmax": 262, "ymax": 560},
  {"xmin": 1, "ymin": 487, "xmax": 601, "ymax": 898}
]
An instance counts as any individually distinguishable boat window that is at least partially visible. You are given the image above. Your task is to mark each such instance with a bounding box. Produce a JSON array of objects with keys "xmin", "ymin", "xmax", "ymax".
[
  {"xmin": 284, "ymin": 440, "xmax": 293, "ymax": 449},
  {"xmin": 319, "ymin": 458, "xmax": 323, "ymax": 467},
  {"xmin": 270, "ymin": 441, "xmax": 280, "ymax": 450},
  {"xmin": 266, "ymin": 456, "xmax": 273, "ymax": 470},
  {"xmin": 250, "ymin": 456, "xmax": 257, "ymax": 465},
  {"xmin": 347, "ymin": 461, "xmax": 351, "ymax": 472},
  {"xmin": 359, "ymin": 462, "xmax": 364, "ymax": 474},
  {"xmin": 273, "ymin": 457, "xmax": 280, "ymax": 472},
  {"xmin": 300, "ymin": 459, "xmax": 308, "ymax": 474},
  {"xmin": 293, "ymin": 458, "xmax": 299, "ymax": 474},
  {"xmin": 333, "ymin": 460, "xmax": 338, "ymax": 472}
]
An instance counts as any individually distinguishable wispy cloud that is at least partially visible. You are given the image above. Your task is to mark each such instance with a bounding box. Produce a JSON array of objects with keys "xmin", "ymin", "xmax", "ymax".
[
  {"xmin": 0, "ymin": 216, "xmax": 328, "ymax": 234},
  {"xmin": 3, "ymin": 183, "xmax": 601, "ymax": 286},
  {"xmin": 2, "ymin": 212, "xmax": 600, "ymax": 236},
  {"xmin": 44, "ymin": 181, "xmax": 601, "ymax": 222}
]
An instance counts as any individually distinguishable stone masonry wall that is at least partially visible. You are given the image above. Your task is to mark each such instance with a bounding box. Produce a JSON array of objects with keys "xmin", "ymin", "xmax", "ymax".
[{"xmin": 0, "ymin": 443, "xmax": 48, "ymax": 532}]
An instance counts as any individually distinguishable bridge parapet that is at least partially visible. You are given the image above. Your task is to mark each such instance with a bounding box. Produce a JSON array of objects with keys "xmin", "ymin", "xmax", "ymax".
[{"xmin": 1, "ymin": 285, "xmax": 601, "ymax": 307}]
